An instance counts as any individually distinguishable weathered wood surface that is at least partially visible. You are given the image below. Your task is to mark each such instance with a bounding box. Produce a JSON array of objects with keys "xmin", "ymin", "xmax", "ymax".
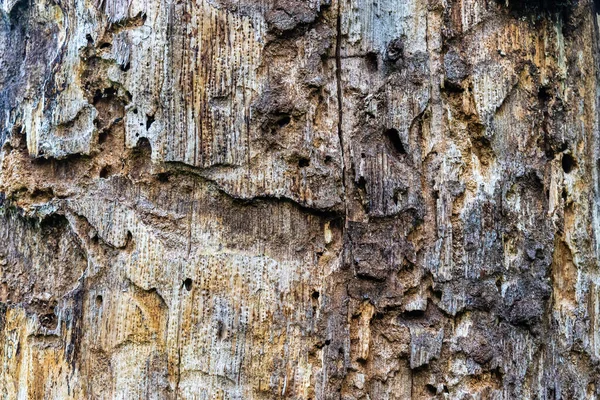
[{"xmin": 1, "ymin": 0, "xmax": 600, "ymax": 398}]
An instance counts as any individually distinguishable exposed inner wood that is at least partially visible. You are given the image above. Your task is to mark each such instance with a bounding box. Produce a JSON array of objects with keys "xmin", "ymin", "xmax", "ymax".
[{"xmin": 1, "ymin": 0, "xmax": 600, "ymax": 398}]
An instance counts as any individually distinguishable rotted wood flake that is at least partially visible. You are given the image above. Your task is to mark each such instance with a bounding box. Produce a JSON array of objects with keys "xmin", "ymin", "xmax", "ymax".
[{"xmin": 1, "ymin": 0, "xmax": 600, "ymax": 398}]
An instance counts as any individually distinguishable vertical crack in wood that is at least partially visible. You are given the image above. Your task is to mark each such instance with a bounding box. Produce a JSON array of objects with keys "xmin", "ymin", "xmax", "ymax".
[{"xmin": 335, "ymin": 0, "xmax": 348, "ymax": 236}]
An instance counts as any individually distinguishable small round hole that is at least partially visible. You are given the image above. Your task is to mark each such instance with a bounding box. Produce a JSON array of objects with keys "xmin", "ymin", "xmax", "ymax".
[
  {"xmin": 298, "ymin": 157, "xmax": 310, "ymax": 168},
  {"xmin": 277, "ymin": 115, "xmax": 291, "ymax": 128},
  {"xmin": 183, "ymin": 278, "xmax": 193, "ymax": 291},
  {"xmin": 99, "ymin": 166, "xmax": 111, "ymax": 179},
  {"xmin": 95, "ymin": 295, "xmax": 103, "ymax": 307},
  {"xmin": 157, "ymin": 173, "xmax": 169, "ymax": 182}
]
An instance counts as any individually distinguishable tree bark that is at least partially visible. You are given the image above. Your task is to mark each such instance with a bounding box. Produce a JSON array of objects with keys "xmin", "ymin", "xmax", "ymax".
[{"xmin": 1, "ymin": 0, "xmax": 600, "ymax": 398}]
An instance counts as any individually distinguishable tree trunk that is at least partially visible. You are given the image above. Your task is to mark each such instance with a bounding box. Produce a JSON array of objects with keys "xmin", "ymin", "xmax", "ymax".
[{"xmin": 1, "ymin": 0, "xmax": 600, "ymax": 398}]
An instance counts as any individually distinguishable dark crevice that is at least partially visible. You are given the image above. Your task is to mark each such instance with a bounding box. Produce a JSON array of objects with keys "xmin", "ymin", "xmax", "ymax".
[
  {"xmin": 135, "ymin": 137, "xmax": 151, "ymax": 152},
  {"xmin": 183, "ymin": 278, "xmax": 193, "ymax": 291},
  {"xmin": 157, "ymin": 172, "xmax": 170, "ymax": 182},
  {"xmin": 538, "ymin": 86, "xmax": 551, "ymax": 102},
  {"xmin": 384, "ymin": 128, "xmax": 406, "ymax": 155},
  {"xmin": 8, "ymin": 0, "xmax": 29, "ymax": 28},
  {"xmin": 315, "ymin": 338, "xmax": 331, "ymax": 349},
  {"xmin": 66, "ymin": 288, "xmax": 85, "ymax": 367},
  {"xmin": 356, "ymin": 176, "xmax": 367, "ymax": 191},
  {"xmin": 392, "ymin": 189, "xmax": 401, "ymax": 205},
  {"xmin": 99, "ymin": 165, "xmax": 111, "ymax": 179},
  {"xmin": 335, "ymin": 0, "xmax": 348, "ymax": 239},
  {"xmin": 146, "ymin": 114, "xmax": 155, "ymax": 130},
  {"xmin": 92, "ymin": 87, "xmax": 117, "ymax": 105},
  {"xmin": 426, "ymin": 384, "xmax": 438, "ymax": 395},
  {"xmin": 403, "ymin": 309, "xmax": 426, "ymax": 319},
  {"xmin": 498, "ymin": 0, "xmax": 574, "ymax": 18},
  {"xmin": 124, "ymin": 230, "xmax": 133, "ymax": 249},
  {"xmin": 98, "ymin": 130, "xmax": 109, "ymax": 144},
  {"xmin": 365, "ymin": 51, "xmax": 378, "ymax": 72},
  {"xmin": 562, "ymin": 153, "xmax": 576, "ymax": 173},
  {"xmin": 443, "ymin": 80, "xmax": 465, "ymax": 93},
  {"xmin": 277, "ymin": 115, "xmax": 291, "ymax": 128},
  {"xmin": 216, "ymin": 320, "xmax": 224, "ymax": 339}
]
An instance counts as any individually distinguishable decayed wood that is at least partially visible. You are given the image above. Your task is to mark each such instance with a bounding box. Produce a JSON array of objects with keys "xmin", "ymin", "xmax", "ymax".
[{"xmin": 1, "ymin": 0, "xmax": 600, "ymax": 398}]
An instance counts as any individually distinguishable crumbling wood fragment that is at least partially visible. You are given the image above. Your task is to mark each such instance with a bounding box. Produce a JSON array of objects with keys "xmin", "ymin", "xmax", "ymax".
[{"xmin": 1, "ymin": 0, "xmax": 600, "ymax": 398}]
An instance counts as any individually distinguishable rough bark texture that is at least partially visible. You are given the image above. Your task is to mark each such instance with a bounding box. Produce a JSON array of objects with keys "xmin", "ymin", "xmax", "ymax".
[{"xmin": 1, "ymin": 0, "xmax": 600, "ymax": 398}]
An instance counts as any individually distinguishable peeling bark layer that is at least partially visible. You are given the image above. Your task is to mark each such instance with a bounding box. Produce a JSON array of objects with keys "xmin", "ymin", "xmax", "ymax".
[{"xmin": 2, "ymin": 0, "xmax": 600, "ymax": 398}]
